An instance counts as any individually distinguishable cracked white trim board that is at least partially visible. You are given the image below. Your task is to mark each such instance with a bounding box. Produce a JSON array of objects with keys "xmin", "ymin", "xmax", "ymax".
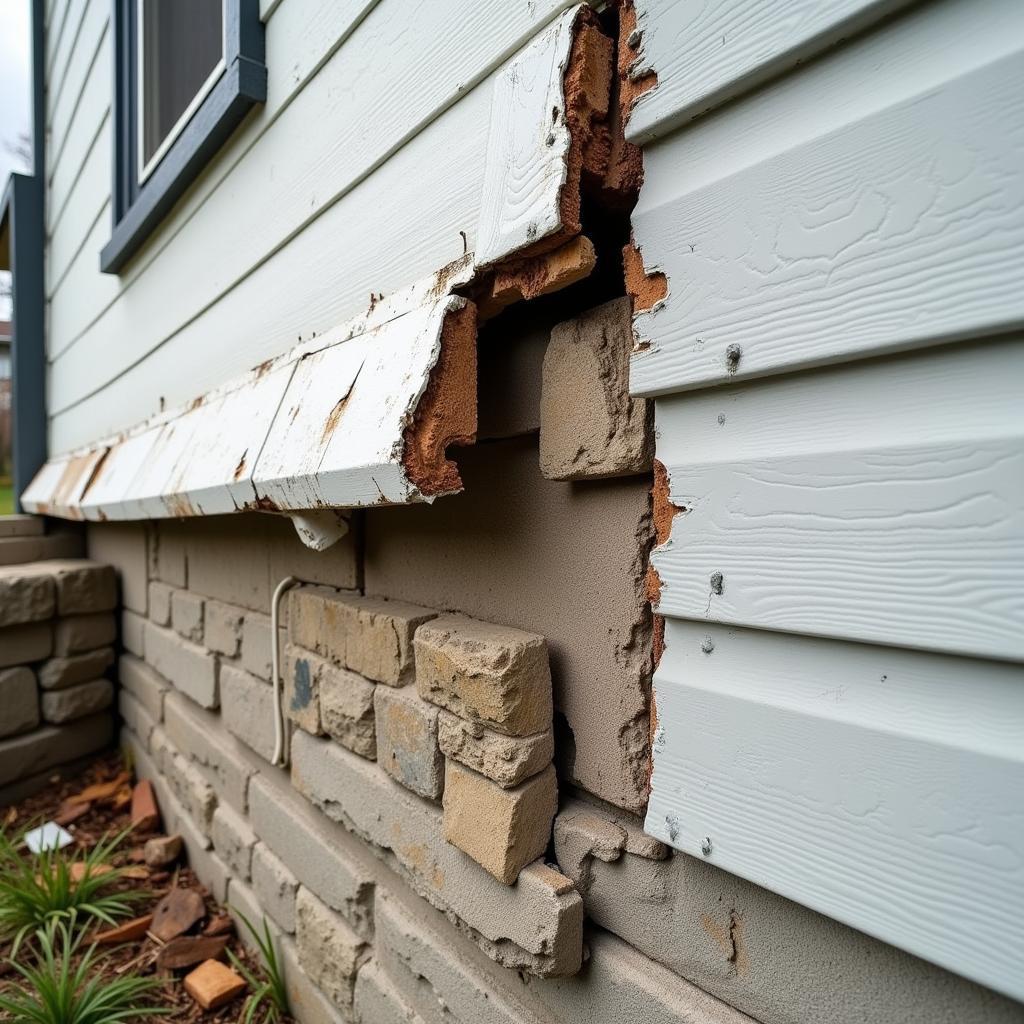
[{"xmin": 22, "ymin": 259, "xmax": 476, "ymax": 520}]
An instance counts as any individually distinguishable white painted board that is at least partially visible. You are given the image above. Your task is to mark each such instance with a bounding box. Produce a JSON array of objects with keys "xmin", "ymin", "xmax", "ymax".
[
  {"xmin": 645, "ymin": 619, "xmax": 1024, "ymax": 1002},
  {"xmin": 629, "ymin": 0, "xmax": 1024, "ymax": 397},
  {"xmin": 625, "ymin": 0, "xmax": 909, "ymax": 143}
]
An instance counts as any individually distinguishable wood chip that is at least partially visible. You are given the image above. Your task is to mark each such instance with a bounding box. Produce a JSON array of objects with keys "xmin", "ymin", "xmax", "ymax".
[
  {"xmin": 121, "ymin": 865, "xmax": 150, "ymax": 880},
  {"xmin": 156, "ymin": 935, "xmax": 229, "ymax": 971},
  {"xmin": 75, "ymin": 772, "xmax": 131, "ymax": 804},
  {"xmin": 130, "ymin": 780, "xmax": 160, "ymax": 832},
  {"xmin": 202, "ymin": 914, "xmax": 235, "ymax": 937},
  {"xmin": 69, "ymin": 862, "xmax": 113, "ymax": 883},
  {"xmin": 150, "ymin": 888, "xmax": 206, "ymax": 943},
  {"xmin": 184, "ymin": 959, "xmax": 247, "ymax": 1010},
  {"xmin": 54, "ymin": 800, "xmax": 91, "ymax": 826},
  {"xmin": 93, "ymin": 914, "xmax": 154, "ymax": 945},
  {"xmin": 111, "ymin": 786, "xmax": 133, "ymax": 811}
]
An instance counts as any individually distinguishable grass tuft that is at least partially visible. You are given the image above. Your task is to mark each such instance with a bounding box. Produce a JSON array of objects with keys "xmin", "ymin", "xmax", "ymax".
[
  {"xmin": 227, "ymin": 908, "xmax": 290, "ymax": 1024},
  {"xmin": 0, "ymin": 826, "xmax": 146, "ymax": 956},
  {"xmin": 0, "ymin": 916, "xmax": 166, "ymax": 1024}
]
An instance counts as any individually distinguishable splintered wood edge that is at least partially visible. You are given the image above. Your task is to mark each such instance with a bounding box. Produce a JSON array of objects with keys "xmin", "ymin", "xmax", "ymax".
[{"xmin": 402, "ymin": 301, "xmax": 479, "ymax": 498}]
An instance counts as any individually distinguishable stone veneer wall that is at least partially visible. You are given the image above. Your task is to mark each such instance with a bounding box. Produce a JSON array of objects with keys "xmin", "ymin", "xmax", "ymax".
[
  {"xmin": 87, "ymin": 501, "xmax": 1019, "ymax": 1024},
  {"xmin": 0, "ymin": 539, "xmax": 118, "ymax": 802}
]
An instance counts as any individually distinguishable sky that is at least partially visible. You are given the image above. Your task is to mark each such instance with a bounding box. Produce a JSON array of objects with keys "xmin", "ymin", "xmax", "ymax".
[{"xmin": 0, "ymin": 0, "xmax": 32, "ymax": 319}]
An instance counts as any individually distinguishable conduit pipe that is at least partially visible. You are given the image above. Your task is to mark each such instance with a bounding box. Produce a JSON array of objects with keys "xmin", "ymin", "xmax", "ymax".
[{"xmin": 271, "ymin": 575, "xmax": 300, "ymax": 767}]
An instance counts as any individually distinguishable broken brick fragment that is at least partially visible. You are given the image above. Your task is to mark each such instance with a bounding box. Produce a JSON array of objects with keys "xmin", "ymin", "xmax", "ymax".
[
  {"xmin": 623, "ymin": 236, "xmax": 668, "ymax": 319},
  {"xmin": 184, "ymin": 959, "xmax": 247, "ymax": 1011},
  {"xmin": 151, "ymin": 888, "xmax": 206, "ymax": 942},
  {"xmin": 157, "ymin": 935, "xmax": 229, "ymax": 971},
  {"xmin": 130, "ymin": 779, "xmax": 160, "ymax": 832},
  {"xmin": 92, "ymin": 914, "xmax": 154, "ymax": 945}
]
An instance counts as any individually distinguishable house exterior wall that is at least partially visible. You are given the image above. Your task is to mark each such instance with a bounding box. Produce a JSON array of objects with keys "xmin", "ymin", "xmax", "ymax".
[{"xmin": 629, "ymin": 0, "xmax": 1024, "ymax": 1006}]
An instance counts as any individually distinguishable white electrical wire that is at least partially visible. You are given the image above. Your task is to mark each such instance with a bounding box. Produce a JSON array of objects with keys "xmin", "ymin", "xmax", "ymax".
[{"xmin": 270, "ymin": 575, "xmax": 299, "ymax": 767}]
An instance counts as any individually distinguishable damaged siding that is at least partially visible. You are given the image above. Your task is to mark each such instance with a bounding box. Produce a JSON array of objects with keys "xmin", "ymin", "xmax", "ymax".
[{"xmin": 631, "ymin": 0, "xmax": 1024, "ymax": 1004}]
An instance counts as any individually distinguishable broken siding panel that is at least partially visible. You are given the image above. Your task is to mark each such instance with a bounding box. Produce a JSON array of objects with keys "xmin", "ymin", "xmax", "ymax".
[
  {"xmin": 645, "ymin": 619, "xmax": 1024, "ymax": 1002},
  {"xmin": 629, "ymin": 0, "xmax": 1024, "ymax": 397},
  {"xmin": 625, "ymin": 0, "xmax": 910, "ymax": 143},
  {"xmin": 46, "ymin": 0, "xmax": 582, "ymax": 431}
]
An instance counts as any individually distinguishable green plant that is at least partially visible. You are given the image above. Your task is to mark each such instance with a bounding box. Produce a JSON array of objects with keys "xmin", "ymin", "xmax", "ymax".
[
  {"xmin": 227, "ymin": 908, "xmax": 290, "ymax": 1024},
  {"xmin": 0, "ymin": 827, "xmax": 145, "ymax": 955},
  {"xmin": 0, "ymin": 916, "xmax": 166, "ymax": 1024}
]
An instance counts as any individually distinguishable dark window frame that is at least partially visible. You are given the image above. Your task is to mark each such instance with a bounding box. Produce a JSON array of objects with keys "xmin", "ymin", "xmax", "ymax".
[{"xmin": 101, "ymin": 0, "xmax": 266, "ymax": 275}]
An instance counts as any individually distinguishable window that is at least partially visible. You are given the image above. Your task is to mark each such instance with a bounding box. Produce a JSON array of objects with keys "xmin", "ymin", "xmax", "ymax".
[{"xmin": 102, "ymin": 0, "xmax": 266, "ymax": 274}]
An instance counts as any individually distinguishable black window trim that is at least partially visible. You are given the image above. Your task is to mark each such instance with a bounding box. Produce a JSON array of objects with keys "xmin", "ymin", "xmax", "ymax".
[{"xmin": 100, "ymin": 0, "xmax": 266, "ymax": 275}]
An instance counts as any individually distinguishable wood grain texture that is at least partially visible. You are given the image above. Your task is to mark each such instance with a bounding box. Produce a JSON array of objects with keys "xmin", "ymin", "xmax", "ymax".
[
  {"xmin": 476, "ymin": 7, "xmax": 577, "ymax": 266},
  {"xmin": 629, "ymin": 0, "xmax": 1024, "ymax": 397},
  {"xmin": 625, "ymin": 0, "xmax": 908, "ymax": 143},
  {"xmin": 653, "ymin": 338, "xmax": 1024, "ymax": 662},
  {"xmin": 47, "ymin": 0, "xmax": 575, "ymax": 413},
  {"xmin": 645, "ymin": 619, "xmax": 1024, "ymax": 1002}
]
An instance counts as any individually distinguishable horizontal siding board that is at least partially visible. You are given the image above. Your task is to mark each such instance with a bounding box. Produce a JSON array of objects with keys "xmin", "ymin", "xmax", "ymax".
[
  {"xmin": 47, "ymin": 0, "xmax": 577, "ymax": 405},
  {"xmin": 629, "ymin": 1, "xmax": 1024, "ymax": 397},
  {"xmin": 645, "ymin": 620, "xmax": 1024, "ymax": 1002},
  {"xmin": 48, "ymin": 114, "xmax": 111, "ymax": 296},
  {"xmin": 626, "ymin": 0, "xmax": 910, "ymax": 143},
  {"xmin": 45, "ymin": 0, "xmax": 85, "ymax": 106},
  {"xmin": 652, "ymin": 338, "xmax": 1024, "ymax": 661}
]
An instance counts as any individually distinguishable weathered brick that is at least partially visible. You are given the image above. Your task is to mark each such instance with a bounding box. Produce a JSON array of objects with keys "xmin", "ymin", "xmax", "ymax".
[
  {"xmin": 290, "ymin": 731, "xmax": 582, "ymax": 976},
  {"xmin": 283, "ymin": 643, "xmax": 322, "ymax": 735},
  {"xmin": 211, "ymin": 803, "xmax": 257, "ymax": 879},
  {"xmin": 240, "ymin": 612, "xmax": 286, "ymax": 682},
  {"xmin": 374, "ymin": 686, "xmax": 443, "ymax": 800},
  {"xmin": 148, "ymin": 581, "xmax": 173, "ymax": 626},
  {"xmin": 415, "ymin": 616, "xmax": 552, "ymax": 737},
  {"xmin": 118, "ymin": 654, "xmax": 168, "ymax": 723},
  {"xmin": 0, "ymin": 667, "xmax": 39, "ymax": 737},
  {"xmin": 0, "ymin": 565, "xmax": 55, "ymax": 626},
  {"xmin": 119, "ymin": 689, "xmax": 157, "ymax": 747},
  {"xmin": 163, "ymin": 747, "xmax": 217, "ymax": 836},
  {"xmin": 204, "ymin": 601, "xmax": 244, "ymax": 657},
  {"xmin": 443, "ymin": 761, "xmax": 557, "ymax": 885},
  {"xmin": 0, "ymin": 715, "xmax": 112, "ymax": 787},
  {"xmin": 228, "ymin": 877, "xmax": 283, "ymax": 967},
  {"xmin": 252, "ymin": 843, "xmax": 299, "ymax": 933},
  {"xmin": 38, "ymin": 648, "xmax": 115, "ymax": 691},
  {"xmin": 248, "ymin": 774, "xmax": 375, "ymax": 936},
  {"xmin": 44, "ymin": 560, "xmax": 117, "ymax": 615},
  {"xmin": 280, "ymin": 940, "xmax": 348, "ymax": 1024},
  {"xmin": 375, "ymin": 886, "xmax": 751, "ymax": 1024},
  {"xmin": 0, "ymin": 622, "xmax": 51, "ymax": 667},
  {"xmin": 353, "ymin": 959, "xmax": 425, "ymax": 1024},
  {"xmin": 539, "ymin": 297, "xmax": 652, "ymax": 481},
  {"xmin": 145, "ymin": 621, "xmax": 219, "ymax": 709},
  {"xmin": 0, "ymin": 533, "xmax": 81, "ymax": 566},
  {"xmin": 437, "ymin": 711, "xmax": 553, "ymax": 789},
  {"xmin": 319, "ymin": 660, "xmax": 376, "ymax": 759},
  {"xmin": 220, "ymin": 663, "xmax": 276, "ymax": 763},
  {"xmin": 41, "ymin": 678, "xmax": 114, "ymax": 723},
  {"xmin": 121, "ymin": 610, "xmax": 146, "ymax": 657},
  {"xmin": 163, "ymin": 691, "xmax": 257, "ymax": 813},
  {"xmin": 296, "ymin": 887, "xmax": 369, "ymax": 1011},
  {"xmin": 53, "ymin": 613, "xmax": 116, "ymax": 655},
  {"xmin": 85, "ymin": 523, "xmax": 148, "ymax": 613},
  {"xmin": 171, "ymin": 590, "xmax": 205, "ymax": 644},
  {"xmin": 289, "ymin": 587, "xmax": 436, "ymax": 686},
  {"xmin": 149, "ymin": 522, "xmax": 188, "ymax": 588}
]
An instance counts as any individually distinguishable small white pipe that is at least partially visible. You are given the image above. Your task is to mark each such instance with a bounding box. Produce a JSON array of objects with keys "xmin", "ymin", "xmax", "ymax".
[{"xmin": 270, "ymin": 575, "xmax": 299, "ymax": 767}]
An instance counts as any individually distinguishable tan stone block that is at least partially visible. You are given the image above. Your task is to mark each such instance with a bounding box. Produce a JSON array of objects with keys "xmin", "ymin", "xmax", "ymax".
[
  {"xmin": 318, "ymin": 658, "xmax": 376, "ymax": 759},
  {"xmin": 41, "ymin": 678, "xmax": 114, "ymax": 723},
  {"xmin": 540, "ymin": 296, "xmax": 652, "ymax": 481},
  {"xmin": 0, "ymin": 565, "xmax": 55, "ymax": 626},
  {"xmin": 374, "ymin": 685, "xmax": 443, "ymax": 799},
  {"xmin": 437, "ymin": 710, "xmax": 553, "ymax": 788},
  {"xmin": 415, "ymin": 615, "xmax": 552, "ymax": 736},
  {"xmin": 0, "ymin": 622, "xmax": 51, "ymax": 667},
  {"xmin": 204, "ymin": 601, "xmax": 244, "ymax": 657},
  {"xmin": 184, "ymin": 960, "xmax": 246, "ymax": 1011},
  {"xmin": 38, "ymin": 648, "xmax": 115, "ymax": 691},
  {"xmin": 283, "ymin": 643, "xmax": 322, "ymax": 735},
  {"xmin": 442, "ymin": 760, "xmax": 557, "ymax": 884},
  {"xmin": 289, "ymin": 587, "xmax": 435, "ymax": 686},
  {"xmin": 0, "ymin": 667, "xmax": 39, "ymax": 737},
  {"xmin": 45, "ymin": 560, "xmax": 117, "ymax": 615}
]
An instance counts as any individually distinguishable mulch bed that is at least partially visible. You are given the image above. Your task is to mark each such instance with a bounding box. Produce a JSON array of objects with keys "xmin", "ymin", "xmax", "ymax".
[{"xmin": 0, "ymin": 751, "xmax": 294, "ymax": 1023}]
